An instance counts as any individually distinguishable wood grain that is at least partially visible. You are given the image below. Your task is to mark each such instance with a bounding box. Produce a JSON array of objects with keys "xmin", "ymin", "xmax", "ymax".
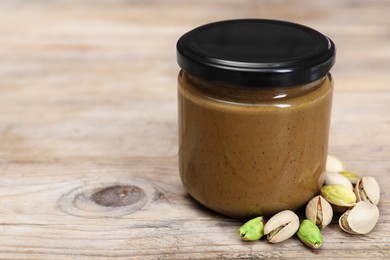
[{"xmin": 0, "ymin": 0, "xmax": 389, "ymax": 258}]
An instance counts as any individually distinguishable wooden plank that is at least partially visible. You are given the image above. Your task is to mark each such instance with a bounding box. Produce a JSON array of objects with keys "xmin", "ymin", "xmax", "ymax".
[{"xmin": 0, "ymin": 0, "xmax": 389, "ymax": 258}]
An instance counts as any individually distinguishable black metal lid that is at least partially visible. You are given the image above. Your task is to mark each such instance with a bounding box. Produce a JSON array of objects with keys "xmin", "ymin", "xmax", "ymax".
[{"xmin": 176, "ymin": 19, "xmax": 335, "ymax": 87}]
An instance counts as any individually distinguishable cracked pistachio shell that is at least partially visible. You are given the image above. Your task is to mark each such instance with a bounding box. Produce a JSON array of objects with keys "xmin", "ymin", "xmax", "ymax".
[
  {"xmin": 238, "ymin": 216, "xmax": 265, "ymax": 241},
  {"xmin": 264, "ymin": 210, "xmax": 299, "ymax": 243},
  {"xmin": 325, "ymin": 172, "xmax": 353, "ymax": 190},
  {"xmin": 339, "ymin": 201, "xmax": 379, "ymax": 234},
  {"xmin": 297, "ymin": 220, "xmax": 323, "ymax": 249},
  {"xmin": 355, "ymin": 176, "xmax": 380, "ymax": 205},
  {"xmin": 339, "ymin": 171, "xmax": 360, "ymax": 185},
  {"xmin": 321, "ymin": 184, "xmax": 356, "ymax": 212},
  {"xmin": 326, "ymin": 155, "xmax": 345, "ymax": 172},
  {"xmin": 305, "ymin": 195, "xmax": 333, "ymax": 229}
]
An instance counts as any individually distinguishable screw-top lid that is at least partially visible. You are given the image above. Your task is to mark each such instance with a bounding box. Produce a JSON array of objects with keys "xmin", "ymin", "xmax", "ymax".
[{"xmin": 176, "ymin": 19, "xmax": 335, "ymax": 87}]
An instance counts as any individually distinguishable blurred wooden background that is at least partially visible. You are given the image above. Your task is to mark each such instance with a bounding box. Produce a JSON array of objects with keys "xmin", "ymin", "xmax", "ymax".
[{"xmin": 0, "ymin": 0, "xmax": 389, "ymax": 258}]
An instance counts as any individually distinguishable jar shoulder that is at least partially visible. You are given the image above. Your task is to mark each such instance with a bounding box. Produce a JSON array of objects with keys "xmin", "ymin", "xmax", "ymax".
[{"xmin": 178, "ymin": 70, "xmax": 333, "ymax": 109}]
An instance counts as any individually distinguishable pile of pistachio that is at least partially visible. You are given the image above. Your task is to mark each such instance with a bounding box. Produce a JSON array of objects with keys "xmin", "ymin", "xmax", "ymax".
[{"xmin": 238, "ymin": 155, "xmax": 380, "ymax": 249}]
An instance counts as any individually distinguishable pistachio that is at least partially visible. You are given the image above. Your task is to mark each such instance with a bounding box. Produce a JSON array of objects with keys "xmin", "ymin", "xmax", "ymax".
[
  {"xmin": 325, "ymin": 171, "xmax": 353, "ymax": 190},
  {"xmin": 305, "ymin": 195, "xmax": 333, "ymax": 229},
  {"xmin": 339, "ymin": 171, "xmax": 360, "ymax": 185},
  {"xmin": 238, "ymin": 216, "xmax": 266, "ymax": 241},
  {"xmin": 321, "ymin": 184, "xmax": 356, "ymax": 212},
  {"xmin": 297, "ymin": 220, "xmax": 323, "ymax": 249},
  {"xmin": 339, "ymin": 201, "xmax": 379, "ymax": 234},
  {"xmin": 264, "ymin": 210, "xmax": 299, "ymax": 243},
  {"xmin": 355, "ymin": 176, "xmax": 380, "ymax": 205},
  {"xmin": 326, "ymin": 155, "xmax": 345, "ymax": 172}
]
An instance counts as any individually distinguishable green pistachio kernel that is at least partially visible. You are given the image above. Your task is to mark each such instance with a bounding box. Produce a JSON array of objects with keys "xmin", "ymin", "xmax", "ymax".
[
  {"xmin": 238, "ymin": 216, "xmax": 265, "ymax": 241},
  {"xmin": 321, "ymin": 184, "xmax": 356, "ymax": 206},
  {"xmin": 339, "ymin": 171, "xmax": 360, "ymax": 185},
  {"xmin": 297, "ymin": 219, "xmax": 323, "ymax": 249}
]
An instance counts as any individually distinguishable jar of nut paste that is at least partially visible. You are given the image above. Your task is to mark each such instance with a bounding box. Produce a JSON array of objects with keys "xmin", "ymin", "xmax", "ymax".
[{"xmin": 176, "ymin": 19, "xmax": 335, "ymax": 219}]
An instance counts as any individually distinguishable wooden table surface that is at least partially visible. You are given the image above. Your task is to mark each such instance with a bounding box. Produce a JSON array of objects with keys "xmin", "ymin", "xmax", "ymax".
[{"xmin": 0, "ymin": 0, "xmax": 389, "ymax": 258}]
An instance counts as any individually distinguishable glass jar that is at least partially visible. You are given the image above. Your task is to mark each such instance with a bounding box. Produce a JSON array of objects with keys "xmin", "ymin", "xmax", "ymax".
[{"xmin": 176, "ymin": 19, "xmax": 335, "ymax": 219}]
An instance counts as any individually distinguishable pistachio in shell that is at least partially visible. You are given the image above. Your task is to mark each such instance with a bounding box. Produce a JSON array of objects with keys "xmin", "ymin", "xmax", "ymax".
[
  {"xmin": 305, "ymin": 195, "xmax": 333, "ymax": 229},
  {"xmin": 339, "ymin": 201, "xmax": 379, "ymax": 234},
  {"xmin": 238, "ymin": 216, "xmax": 266, "ymax": 241},
  {"xmin": 325, "ymin": 171, "xmax": 353, "ymax": 190},
  {"xmin": 297, "ymin": 219, "xmax": 323, "ymax": 249},
  {"xmin": 355, "ymin": 176, "xmax": 380, "ymax": 205},
  {"xmin": 320, "ymin": 184, "xmax": 356, "ymax": 212},
  {"xmin": 326, "ymin": 155, "xmax": 345, "ymax": 172},
  {"xmin": 339, "ymin": 171, "xmax": 360, "ymax": 185},
  {"xmin": 264, "ymin": 210, "xmax": 299, "ymax": 243}
]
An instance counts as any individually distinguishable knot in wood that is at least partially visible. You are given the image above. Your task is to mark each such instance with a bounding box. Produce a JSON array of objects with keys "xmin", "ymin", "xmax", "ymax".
[
  {"xmin": 58, "ymin": 179, "xmax": 156, "ymax": 217},
  {"xmin": 91, "ymin": 185, "xmax": 144, "ymax": 207}
]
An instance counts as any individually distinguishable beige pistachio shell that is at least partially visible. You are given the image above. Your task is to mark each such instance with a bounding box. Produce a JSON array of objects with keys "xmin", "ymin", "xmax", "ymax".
[
  {"xmin": 264, "ymin": 210, "xmax": 300, "ymax": 243},
  {"xmin": 355, "ymin": 176, "xmax": 380, "ymax": 205},
  {"xmin": 321, "ymin": 184, "xmax": 356, "ymax": 212},
  {"xmin": 339, "ymin": 201, "xmax": 379, "ymax": 234},
  {"xmin": 326, "ymin": 155, "xmax": 345, "ymax": 172},
  {"xmin": 325, "ymin": 172, "xmax": 353, "ymax": 190},
  {"xmin": 305, "ymin": 195, "xmax": 333, "ymax": 229}
]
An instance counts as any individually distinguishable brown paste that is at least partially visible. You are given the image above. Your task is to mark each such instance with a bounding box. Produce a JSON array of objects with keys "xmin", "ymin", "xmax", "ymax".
[{"xmin": 178, "ymin": 71, "xmax": 333, "ymax": 219}]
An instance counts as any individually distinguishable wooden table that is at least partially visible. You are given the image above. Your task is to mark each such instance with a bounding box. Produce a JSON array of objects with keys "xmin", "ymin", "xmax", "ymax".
[{"xmin": 1, "ymin": 0, "xmax": 389, "ymax": 258}]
